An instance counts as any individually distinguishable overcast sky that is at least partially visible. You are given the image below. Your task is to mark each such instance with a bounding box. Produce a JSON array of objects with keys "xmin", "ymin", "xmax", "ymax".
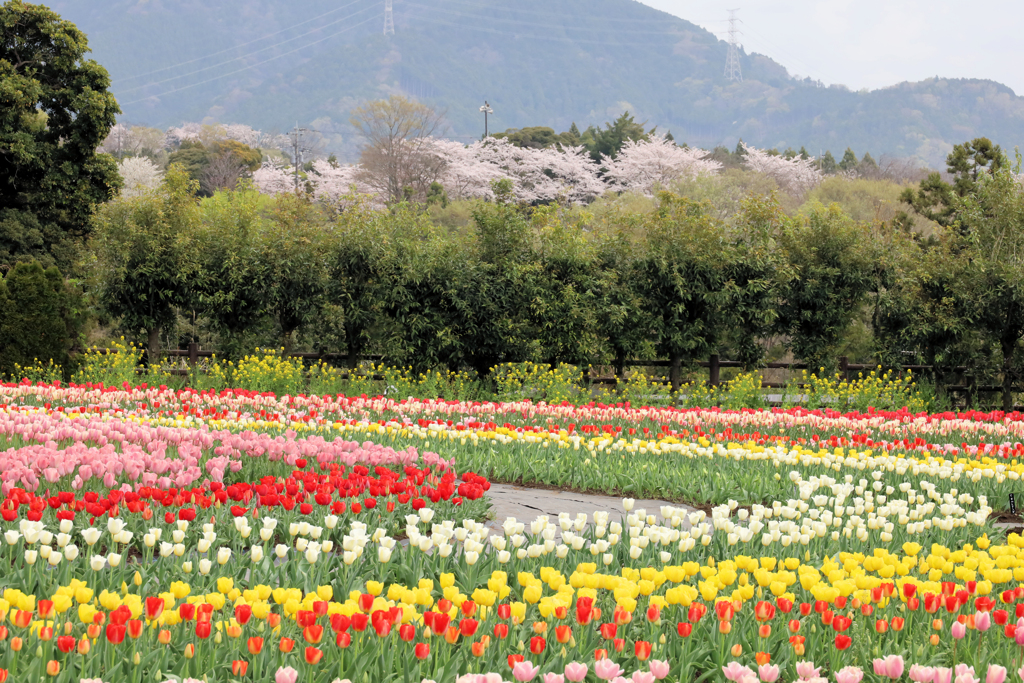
[{"xmin": 639, "ymin": 1, "xmax": 1023, "ymax": 95}]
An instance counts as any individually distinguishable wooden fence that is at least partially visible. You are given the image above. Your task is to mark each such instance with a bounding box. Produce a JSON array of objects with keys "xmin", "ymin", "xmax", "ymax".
[{"xmin": 71, "ymin": 344, "xmax": 1018, "ymax": 407}]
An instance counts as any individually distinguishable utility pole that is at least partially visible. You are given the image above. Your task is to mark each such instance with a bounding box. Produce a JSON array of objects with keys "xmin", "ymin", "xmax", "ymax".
[
  {"xmin": 724, "ymin": 9, "xmax": 743, "ymax": 82},
  {"xmin": 289, "ymin": 122, "xmax": 308, "ymax": 193},
  {"xmin": 384, "ymin": 0, "xmax": 394, "ymax": 36},
  {"xmin": 479, "ymin": 101, "xmax": 493, "ymax": 139}
]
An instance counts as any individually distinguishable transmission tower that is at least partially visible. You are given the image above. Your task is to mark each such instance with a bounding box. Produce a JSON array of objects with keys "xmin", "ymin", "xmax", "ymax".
[
  {"xmin": 724, "ymin": 9, "xmax": 742, "ymax": 82},
  {"xmin": 384, "ymin": 0, "xmax": 394, "ymax": 36},
  {"xmin": 289, "ymin": 122, "xmax": 309, "ymax": 193}
]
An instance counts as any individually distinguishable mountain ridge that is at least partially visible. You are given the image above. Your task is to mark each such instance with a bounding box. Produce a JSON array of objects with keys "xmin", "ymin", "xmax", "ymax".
[{"xmin": 44, "ymin": 0, "xmax": 1024, "ymax": 165}]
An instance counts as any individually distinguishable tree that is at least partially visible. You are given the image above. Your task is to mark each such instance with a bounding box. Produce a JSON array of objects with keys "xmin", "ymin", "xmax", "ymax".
[
  {"xmin": 0, "ymin": 261, "xmax": 76, "ymax": 376},
  {"xmin": 635, "ymin": 193, "xmax": 732, "ymax": 392},
  {"xmin": 603, "ymin": 136, "xmax": 721, "ymax": 195},
  {"xmin": 117, "ymin": 157, "xmax": 163, "ymax": 198},
  {"xmin": 820, "ymin": 151, "xmax": 837, "ymax": 174},
  {"xmin": 742, "ymin": 143, "xmax": 822, "ymax": 196},
  {"xmin": 92, "ymin": 165, "xmax": 202, "ymax": 361},
  {"xmin": 901, "ymin": 137, "xmax": 1008, "ymax": 227},
  {"xmin": 581, "ymin": 112, "xmax": 653, "ymax": 161},
  {"xmin": 0, "ymin": 1, "xmax": 121, "ymax": 269},
  {"xmin": 776, "ymin": 204, "xmax": 878, "ymax": 374},
  {"xmin": 838, "ymin": 148, "xmax": 858, "ymax": 172},
  {"xmin": 350, "ymin": 95, "xmax": 447, "ymax": 203}
]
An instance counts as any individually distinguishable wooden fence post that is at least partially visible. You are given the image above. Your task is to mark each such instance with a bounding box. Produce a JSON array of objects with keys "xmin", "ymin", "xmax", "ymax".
[
  {"xmin": 188, "ymin": 342, "xmax": 199, "ymax": 370},
  {"xmin": 839, "ymin": 356, "xmax": 849, "ymax": 381},
  {"xmin": 709, "ymin": 354, "xmax": 720, "ymax": 388}
]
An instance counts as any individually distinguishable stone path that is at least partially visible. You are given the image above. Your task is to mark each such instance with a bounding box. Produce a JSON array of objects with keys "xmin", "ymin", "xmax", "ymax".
[{"xmin": 482, "ymin": 483, "xmax": 696, "ymax": 536}]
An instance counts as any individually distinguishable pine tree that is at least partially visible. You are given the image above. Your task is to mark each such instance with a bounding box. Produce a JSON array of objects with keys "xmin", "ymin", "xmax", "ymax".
[{"xmin": 839, "ymin": 148, "xmax": 858, "ymax": 171}]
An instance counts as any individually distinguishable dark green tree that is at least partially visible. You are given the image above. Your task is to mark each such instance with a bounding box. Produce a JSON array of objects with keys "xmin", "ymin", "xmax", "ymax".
[
  {"xmin": 776, "ymin": 204, "xmax": 878, "ymax": 375},
  {"xmin": 900, "ymin": 137, "xmax": 1008, "ymax": 227},
  {"xmin": 838, "ymin": 148, "xmax": 858, "ymax": 171},
  {"xmin": 0, "ymin": 261, "xmax": 76, "ymax": 376},
  {"xmin": 0, "ymin": 1, "xmax": 121, "ymax": 269},
  {"xmin": 581, "ymin": 112, "xmax": 653, "ymax": 161},
  {"xmin": 92, "ymin": 165, "xmax": 202, "ymax": 361},
  {"xmin": 820, "ymin": 151, "xmax": 837, "ymax": 174}
]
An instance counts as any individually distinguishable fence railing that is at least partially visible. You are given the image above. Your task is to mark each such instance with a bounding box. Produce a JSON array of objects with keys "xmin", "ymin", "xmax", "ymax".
[{"xmin": 73, "ymin": 345, "xmax": 1017, "ymax": 408}]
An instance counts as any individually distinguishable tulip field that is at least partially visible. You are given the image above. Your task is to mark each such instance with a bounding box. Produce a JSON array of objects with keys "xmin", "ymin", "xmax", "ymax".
[{"xmin": 1, "ymin": 380, "xmax": 1024, "ymax": 682}]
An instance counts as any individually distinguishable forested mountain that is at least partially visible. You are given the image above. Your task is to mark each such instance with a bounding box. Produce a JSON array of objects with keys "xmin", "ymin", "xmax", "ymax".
[{"xmin": 47, "ymin": 0, "xmax": 1024, "ymax": 164}]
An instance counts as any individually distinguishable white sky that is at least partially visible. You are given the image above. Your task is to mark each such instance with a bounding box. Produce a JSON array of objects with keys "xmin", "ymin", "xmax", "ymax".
[{"xmin": 640, "ymin": 0, "xmax": 1023, "ymax": 95}]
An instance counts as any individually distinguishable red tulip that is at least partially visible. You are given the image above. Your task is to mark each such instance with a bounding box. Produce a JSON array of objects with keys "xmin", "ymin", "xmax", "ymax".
[
  {"xmin": 304, "ymin": 646, "xmax": 323, "ymax": 665},
  {"xmin": 414, "ymin": 642, "xmax": 430, "ymax": 659},
  {"xmin": 635, "ymin": 640, "xmax": 652, "ymax": 661}
]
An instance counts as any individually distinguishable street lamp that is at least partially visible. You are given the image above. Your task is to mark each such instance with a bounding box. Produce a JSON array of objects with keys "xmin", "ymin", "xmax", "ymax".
[{"xmin": 479, "ymin": 101, "xmax": 493, "ymax": 138}]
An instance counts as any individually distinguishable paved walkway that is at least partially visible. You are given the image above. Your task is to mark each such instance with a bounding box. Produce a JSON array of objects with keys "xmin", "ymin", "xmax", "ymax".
[{"xmin": 482, "ymin": 483, "xmax": 696, "ymax": 536}]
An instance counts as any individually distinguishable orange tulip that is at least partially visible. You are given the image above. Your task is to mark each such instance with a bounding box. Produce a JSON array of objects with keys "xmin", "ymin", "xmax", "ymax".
[
  {"xmin": 756, "ymin": 652, "xmax": 771, "ymax": 666},
  {"xmin": 232, "ymin": 660, "xmax": 249, "ymax": 676},
  {"xmin": 444, "ymin": 625, "xmax": 460, "ymax": 644},
  {"xmin": 9, "ymin": 637, "xmax": 21, "ymax": 652},
  {"xmin": 304, "ymin": 646, "xmax": 323, "ymax": 665},
  {"xmin": 37, "ymin": 600, "xmax": 54, "ymax": 620},
  {"xmin": 0, "ymin": 668, "xmax": 7, "ymax": 682},
  {"xmin": 158, "ymin": 629, "xmax": 171, "ymax": 645},
  {"xmin": 37, "ymin": 626, "xmax": 53, "ymax": 642},
  {"xmin": 226, "ymin": 623, "xmax": 242, "ymax": 639},
  {"xmin": 635, "ymin": 640, "xmax": 652, "ymax": 661},
  {"xmin": 87, "ymin": 624, "xmax": 101, "ymax": 639},
  {"xmin": 184, "ymin": 643, "xmax": 195, "ymax": 659},
  {"xmin": 247, "ymin": 636, "xmax": 264, "ymax": 655},
  {"xmin": 471, "ymin": 641, "xmax": 487, "ymax": 657},
  {"xmin": 555, "ymin": 624, "xmax": 572, "ymax": 644},
  {"xmin": 77, "ymin": 637, "xmax": 90, "ymax": 655},
  {"xmin": 46, "ymin": 661, "xmax": 60, "ymax": 677},
  {"xmin": 268, "ymin": 613, "xmax": 282, "ymax": 629},
  {"xmin": 532, "ymin": 622, "xmax": 547, "ymax": 634},
  {"xmin": 758, "ymin": 624, "xmax": 771, "ymax": 638},
  {"xmin": 731, "ymin": 643, "xmax": 743, "ymax": 657},
  {"xmin": 279, "ymin": 637, "xmax": 295, "ymax": 653}
]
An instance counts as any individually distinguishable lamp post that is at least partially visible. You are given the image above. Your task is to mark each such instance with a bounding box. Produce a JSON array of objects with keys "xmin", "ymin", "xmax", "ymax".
[{"xmin": 479, "ymin": 101, "xmax": 493, "ymax": 138}]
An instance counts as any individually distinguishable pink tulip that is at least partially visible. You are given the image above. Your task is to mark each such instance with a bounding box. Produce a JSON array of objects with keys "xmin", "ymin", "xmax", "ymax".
[
  {"xmin": 884, "ymin": 655, "xmax": 906, "ymax": 680},
  {"xmin": 1017, "ymin": 623, "xmax": 1024, "ymax": 646},
  {"xmin": 956, "ymin": 674, "xmax": 980, "ymax": 683},
  {"xmin": 648, "ymin": 660, "xmax": 670, "ymax": 681},
  {"xmin": 611, "ymin": 678, "xmax": 629, "ymax": 683},
  {"xmin": 934, "ymin": 668, "xmax": 953, "ymax": 683},
  {"xmin": 796, "ymin": 662, "xmax": 820, "ymax": 680},
  {"xmin": 836, "ymin": 667, "xmax": 864, "ymax": 683},
  {"xmin": 723, "ymin": 662, "xmax": 755, "ymax": 682},
  {"xmin": 758, "ymin": 664, "xmax": 780, "ymax": 683},
  {"xmin": 595, "ymin": 661, "xmax": 624, "ymax": 682},
  {"xmin": 276, "ymin": 667, "xmax": 299, "ymax": 683},
  {"xmin": 959, "ymin": 666, "xmax": 978, "ymax": 679},
  {"xmin": 544, "ymin": 674, "xmax": 565, "ymax": 683},
  {"xmin": 513, "ymin": 661, "xmax": 540, "ymax": 683},
  {"xmin": 952, "ymin": 621, "xmax": 967, "ymax": 639},
  {"xmin": 875, "ymin": 661, "xmax": 888, "ymax": 677},
  {"xmin": 987, "ymin": 666, "xmax": 1008, "ymax": 683},
  {"xmin": 564, "ymin": 663, "xmax": 588, "ymax": 683},
  {"xmin": 631, "ymin": 672, "xmax": 655, "ymax": 683},
  {"xmin": 909, "ymin": 665, "xmax": 936, "ymax": 683},
  {"xmin": 976, "ymin": 611, "xmax": 992, "ymax": 633},
  {"xmin": 1017, "ymin": 664, "xmax": 1024, "ymax": 683}
]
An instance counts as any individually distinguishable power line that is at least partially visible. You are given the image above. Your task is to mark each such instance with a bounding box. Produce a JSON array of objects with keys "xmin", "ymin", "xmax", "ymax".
[
  {"xmin": 403, "ymin": 1, "xmax": 690, "ymax": 35},
  {"xmin": 117, "ymin": 0, "xmax": 375, "ymax": 83},
  {"xmin": 412, "ymin": 14, "xmax": 684, "ymax": 48},
  {"xmin": 119, "ymin": 13, "xmax": 382, "ymax": 106},
  {"xmin": 411, "ymin": 0, "xmax": 685, "ymax": 24},
  {"xmin": 117, "ymin": 0, "xmax": 376, "ymax": 95}
]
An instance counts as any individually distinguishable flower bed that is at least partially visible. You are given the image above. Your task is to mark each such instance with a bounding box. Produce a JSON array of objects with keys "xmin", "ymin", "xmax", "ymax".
[{"xmin": 0, "ymin": 384, "xmax": 1022, "ymax": 680}]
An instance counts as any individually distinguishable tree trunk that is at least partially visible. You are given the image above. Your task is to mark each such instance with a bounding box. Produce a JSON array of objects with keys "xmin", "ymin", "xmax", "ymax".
[
  {"xmin": 346, "ymin": 334, "xmax": 360, "ymax": 370},
  {"xmin": 281, "ymin": 329, "xmax": 294, "ymax": 357},
  {"xmin": 614, "ymin": 351, "xmax": 626, "ymax": 395},
  {"xmin": 1002, "ymin": 338, "xmax": 1015, "ymax": 413},
  {"xmin": 147, "ymin": 326, "xmax": 160, "ymax": 367},
  {"xmin": 670, "ymin": 351, "xmax": 682, "ymax": 397}
]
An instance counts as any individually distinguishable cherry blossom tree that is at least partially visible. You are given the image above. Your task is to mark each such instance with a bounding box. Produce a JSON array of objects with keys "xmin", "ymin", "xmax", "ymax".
[
  {"xmin": 602, "ymin": 136, "xmax": 721, "ymax": 195},
  {"xmin": 306, "ymin": 159, "xmax": 382, "ymax": 209},
  {"xmin": 251, "ymin": 162, "xmax": 293, "ymax": 196},
  {"xmin": 742, "ymin": 143, "xmax": 822, "ymax": 195},
  {"xmin": 116, "ymin": 157, "xmax": 163, "ymax": 198}
]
